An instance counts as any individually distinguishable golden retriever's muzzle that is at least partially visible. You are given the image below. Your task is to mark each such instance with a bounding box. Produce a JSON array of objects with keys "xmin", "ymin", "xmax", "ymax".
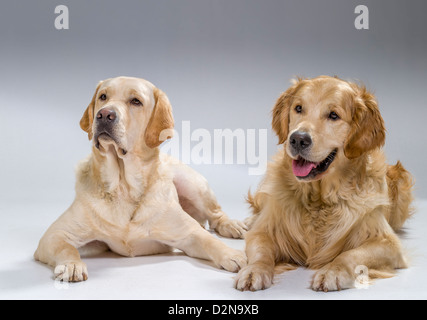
[
  {"xmin": 94, "ymin": 108, "xmax": 126, "ymax": 155},
  {"xmin": 289, "ymin": 131, "xmax": 337, "ymax": 179}
]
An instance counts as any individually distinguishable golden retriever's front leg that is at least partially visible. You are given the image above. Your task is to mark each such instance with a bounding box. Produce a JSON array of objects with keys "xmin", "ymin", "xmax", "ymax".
[
  {"xmin": 234, "ymin": 231, "xmax": 277, "ymax": 291},
  {"xmin": 311, "ymin": 234, "xmax": 407, "ymax": 292}
]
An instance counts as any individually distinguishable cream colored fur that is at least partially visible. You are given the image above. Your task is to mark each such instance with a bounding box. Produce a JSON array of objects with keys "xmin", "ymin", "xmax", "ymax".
[{"xmin": 34, "ymin": 77, "xmax": 247, "ymax": 282}]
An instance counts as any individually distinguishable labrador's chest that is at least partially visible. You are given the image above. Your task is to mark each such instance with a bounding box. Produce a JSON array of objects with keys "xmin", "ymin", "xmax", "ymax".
[{"xmin": 88, "ymin": 194, "xmax": 165, "ymax": 256}]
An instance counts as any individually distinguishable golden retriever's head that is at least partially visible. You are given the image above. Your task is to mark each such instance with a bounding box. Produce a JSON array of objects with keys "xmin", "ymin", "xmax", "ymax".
[
  {"xmin": 272, "ymin": 76, "xmax": 385, "ymax": 181},
  {"xmin": 80, "ymin": 77, "xmax": 174, "ymax": 157}
]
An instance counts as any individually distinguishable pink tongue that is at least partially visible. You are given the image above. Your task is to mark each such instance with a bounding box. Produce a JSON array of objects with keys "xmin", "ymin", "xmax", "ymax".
[{"xmin": 292, "ymin": 159, "xmax": 317, "ymax": 177}]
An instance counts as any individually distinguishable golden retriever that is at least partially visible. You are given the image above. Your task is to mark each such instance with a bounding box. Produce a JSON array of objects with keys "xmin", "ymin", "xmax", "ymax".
[
  {"xmin": 34, "ymin": 76, "xmax": 247, "ymax": 282},
  {"xmin": 235, "ymin": 76, "xmax": 414, "ymax": 292}
]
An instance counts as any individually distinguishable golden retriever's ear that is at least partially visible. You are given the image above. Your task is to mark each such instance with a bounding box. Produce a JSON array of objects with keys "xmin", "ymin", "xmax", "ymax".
[
  {"xmin": 144, "ymin": 87, "xmax": 174, "ymax": 148},
  {"xmin": 80, "ymin": 81, "xmax": 102, "ymax": 140},
  {"xmin": 272, "ymin": 79, "xmax": 301, "ymax": 144},
  {"xmin": 344, "ymin": 85, "xmax": 386, "ymax": 159}
]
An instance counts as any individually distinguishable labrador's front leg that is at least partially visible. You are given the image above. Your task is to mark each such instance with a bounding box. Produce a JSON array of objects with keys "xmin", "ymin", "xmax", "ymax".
[
  {"xmin": 152, "ymin": 206, "xmax": 247, "ymax": 272},
  {"xmin": 35, "ymin": 231, "xmax": 89, "ymax": 282},
  {"xmin": 34, "ymin": 204, "xmax": 92, "ymax": 282},
  {"xmin": 178, "ymin": 228, "xmax": 247, "ymax": 272}
]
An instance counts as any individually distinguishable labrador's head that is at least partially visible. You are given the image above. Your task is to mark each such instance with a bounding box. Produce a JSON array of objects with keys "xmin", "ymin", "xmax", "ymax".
[
  {"xmin": 272, "ymin": 76, "xmax": 385, "ymax": 181},
  {"xmin": 80, "ymin": 77, "xmax": 174, "ymax": 157}
]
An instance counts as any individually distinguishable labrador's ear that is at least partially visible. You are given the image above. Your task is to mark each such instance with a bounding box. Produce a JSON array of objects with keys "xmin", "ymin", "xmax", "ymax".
[
  {"xmin": 80, "ymin": 81, "xmax": 103, "ymax": 140},
  {"xmin": 272, "ymin": 78, "xmax": 303, "ymax": 144},
  {"xmin": 344, "ymin": 85, "xmax": 386, "ymax": 159},
  {"xmin": 144, "ymin": 87, "xmax": 174, "ymax": 148}
]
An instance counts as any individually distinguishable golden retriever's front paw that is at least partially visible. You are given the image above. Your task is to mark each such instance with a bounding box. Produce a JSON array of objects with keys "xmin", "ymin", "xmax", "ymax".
[
  {"xmin": 216, "ymin": 219, "xmax": 248, "ymax": 239},
  {"xmin": 311, "ymin": 264, "xmax": 354, "ymax": 292},
  {"xmin": 216, "ymin": 249, "xmax": 247, "ymax": 273},
  {"xmin": 234, "ymin": 264, "xmax": 274, "ymax": 291},
  {"xmin": 54, "ymin": 261, "xmax": 88, "ymax": 282}
]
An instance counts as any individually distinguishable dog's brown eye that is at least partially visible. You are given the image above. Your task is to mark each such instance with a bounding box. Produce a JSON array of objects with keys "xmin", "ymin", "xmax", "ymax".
[
  {"xmin": 99, "ymin": 94, "xmax": 107, "ymax": 101},
  {"xmin": 295, "ymin": 105, "xmax": 302, "ymax": 113},
  {"xmin": 329, "ymin": 111, "xmax": 339, "ymax": 120},
  {"xmin": 131, "ymin": 98, "xmax": 142, "ymax": 106}
]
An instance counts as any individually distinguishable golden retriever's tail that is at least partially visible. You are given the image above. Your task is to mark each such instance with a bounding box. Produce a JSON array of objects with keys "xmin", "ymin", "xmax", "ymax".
[
  {"xmin": 386, "ymin": 161, "xmax": 415, "ymax": 231},
  {"xmin": 244, "ymin": 189, "xmax": 264, "ymax": 229},
  {"xmin": 246, "ymin": 189, "xmax": 262, "ymax": 214}
]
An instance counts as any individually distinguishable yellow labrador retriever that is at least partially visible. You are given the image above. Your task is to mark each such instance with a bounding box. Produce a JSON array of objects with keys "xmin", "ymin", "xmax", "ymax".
[{"xmin": 34, "ymin": 76, "xmax": 247, "ymax": 282}]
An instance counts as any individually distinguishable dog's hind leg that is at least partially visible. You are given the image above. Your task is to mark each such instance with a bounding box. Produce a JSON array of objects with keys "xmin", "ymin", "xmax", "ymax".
[{"xmin": 165, "ymin": 156, "xmax": 247, "ymax": 239}]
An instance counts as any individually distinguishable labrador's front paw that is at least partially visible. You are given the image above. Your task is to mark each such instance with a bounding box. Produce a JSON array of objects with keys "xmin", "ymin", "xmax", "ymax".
[
  {"xmin": 216, "ymin": 249, "xmax": 247, "ymax": 273},
  {"xmin": 54, "ymin": 261, "xmax": 88, "ymax": 282}
]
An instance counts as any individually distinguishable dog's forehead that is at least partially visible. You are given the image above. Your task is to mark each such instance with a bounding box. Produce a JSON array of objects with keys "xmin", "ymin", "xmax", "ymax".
[
  {"xmin": 100, "ymin": 77, "xmax": 155, "ymax": 96},
  {"xmin": 299, "ymin": 78, "xmax": 353, "ymax": 104}
]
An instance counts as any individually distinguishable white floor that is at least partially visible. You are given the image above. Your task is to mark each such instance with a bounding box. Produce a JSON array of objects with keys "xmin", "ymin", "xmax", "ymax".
[{"xmin": 1, "ymin": 200, "xmax": 427, "ymax": 300}]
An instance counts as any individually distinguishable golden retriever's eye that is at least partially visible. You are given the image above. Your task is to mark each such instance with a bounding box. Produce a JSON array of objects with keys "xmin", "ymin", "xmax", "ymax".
[
  {"xmin": 295, "ymin": 105, "xmax": 302, "ymax": 113},
  {"xmin": 99, "ymin": 94, "xmax": 107, "ymax": 101},
  {"xmin": 131, "ymin": 98, "xmax": 142, "ymax": 106},
  {"xmin": 329, "ymin": 111, "xmax": 340, "ymax": 120}
]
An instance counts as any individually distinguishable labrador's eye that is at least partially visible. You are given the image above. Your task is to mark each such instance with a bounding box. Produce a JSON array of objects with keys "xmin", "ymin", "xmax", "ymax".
[
  {"xmin": 131, "ymin": 98, "xmax": 142, "ymax": 106},
  {"xmin": 329, "ymin": 111, "xmax": 340, "ymax": 120},
  {"xmin": 295, "ymin": 105, "xmax": 302, "ymax": 113},
  {"xmin": 99, "ymin": 94, "xmax": 107, "ymax": 101}
]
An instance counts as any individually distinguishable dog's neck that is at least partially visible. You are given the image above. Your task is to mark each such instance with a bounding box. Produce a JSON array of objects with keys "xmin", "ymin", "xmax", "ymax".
[{"xmin": 91, "ymin": 144, "xmax": 160, "ymax": 202}]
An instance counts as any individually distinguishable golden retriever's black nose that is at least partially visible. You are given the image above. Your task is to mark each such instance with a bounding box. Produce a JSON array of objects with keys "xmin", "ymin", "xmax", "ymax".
[
  {"xmin": 290, "ymin": 131, "xmax": 312, "ymax": 152},
  {"xmin": 96, "ymin": 108, "xmax": 117, "ymax": 123}
]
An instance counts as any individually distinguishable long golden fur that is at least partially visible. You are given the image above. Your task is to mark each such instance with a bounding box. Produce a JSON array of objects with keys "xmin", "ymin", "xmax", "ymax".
[
  {"xmin": 34, "ymin": 76, "xmax": 247, "ymax": 282},
  {"xmin": 235, "ymin": 76, "xmax": 414, "ymax": 292}
]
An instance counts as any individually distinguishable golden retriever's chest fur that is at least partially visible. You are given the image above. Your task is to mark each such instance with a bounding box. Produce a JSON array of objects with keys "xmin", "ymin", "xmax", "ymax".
[
  {"xmin": 276, "ymin": 182, "xmax": 389, "ymax": 268},
  {"xmin": 262, "ymin": 149, "xmax": 391, "ymax": 269},
  {"xmin": 296, "ymin": 203, "xmax": 350, "ymax": 267}
]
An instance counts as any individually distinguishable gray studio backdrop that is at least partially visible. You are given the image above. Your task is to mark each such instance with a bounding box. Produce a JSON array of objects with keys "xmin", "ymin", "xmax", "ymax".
[{"xmin": 1, "ymin": 0, "xmax": 426, "ymax": 216}]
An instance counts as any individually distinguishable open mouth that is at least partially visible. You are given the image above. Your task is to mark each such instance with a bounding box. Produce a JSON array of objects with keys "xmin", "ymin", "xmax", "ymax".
[{"xmin": 292, "ymin": 149, "xmax": 337, "ymax": 179}]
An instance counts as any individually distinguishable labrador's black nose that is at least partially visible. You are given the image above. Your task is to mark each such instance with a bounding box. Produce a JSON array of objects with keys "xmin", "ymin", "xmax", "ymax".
[
  {"xmin": 290, "ymin": 131, "xmax": 312, "ymax": 153},
  {"xmin": 96, "ymin": 108, "xmax": 117, "ymax": 124}
]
